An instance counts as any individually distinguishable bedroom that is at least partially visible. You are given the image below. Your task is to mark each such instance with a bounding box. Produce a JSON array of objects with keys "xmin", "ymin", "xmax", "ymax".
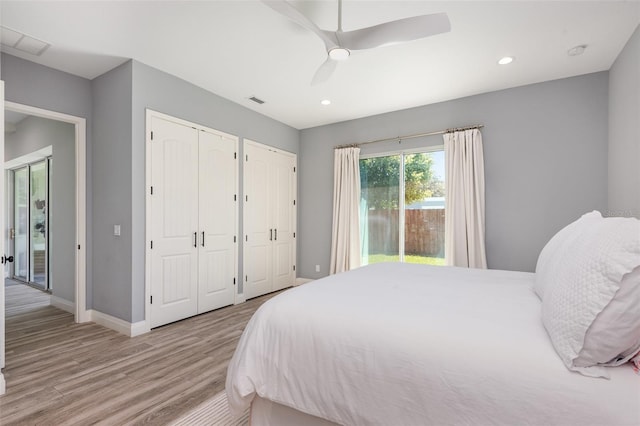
[{"xmin": 0, "ymin": 0, "xmax": 639, "ymax": 424}]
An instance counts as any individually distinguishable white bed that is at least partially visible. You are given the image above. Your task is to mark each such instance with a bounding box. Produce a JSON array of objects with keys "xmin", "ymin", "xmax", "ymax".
[{"xmin": 226, "ymin": 262, "xmax": 640, "ymax": 425}]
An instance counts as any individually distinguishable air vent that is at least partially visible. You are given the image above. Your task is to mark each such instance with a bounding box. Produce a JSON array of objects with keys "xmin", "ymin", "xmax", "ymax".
[
  {"xmin": 248, "ymin": 96, "xmax": 265, "ymax": 105},
  {"xmin": 1, "ymin": 26, "xmax": 50, "ymax": 56}
]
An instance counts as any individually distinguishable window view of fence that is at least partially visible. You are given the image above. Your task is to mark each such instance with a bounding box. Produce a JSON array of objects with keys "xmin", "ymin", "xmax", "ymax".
[{"xmin": 360, "ymin": 150, "xmax": 445, "ymax": 265}]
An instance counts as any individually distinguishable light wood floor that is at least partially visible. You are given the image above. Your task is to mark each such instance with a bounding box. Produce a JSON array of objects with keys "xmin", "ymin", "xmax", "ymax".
[{"xmin": 1, "ymin": 282, "xmax": 278, "ymax": 425}]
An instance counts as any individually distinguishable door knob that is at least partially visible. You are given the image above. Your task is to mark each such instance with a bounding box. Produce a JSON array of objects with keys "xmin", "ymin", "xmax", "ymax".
[{"xmin": 1, "ymin": 255, "xmax": 14, "ymax": 264}]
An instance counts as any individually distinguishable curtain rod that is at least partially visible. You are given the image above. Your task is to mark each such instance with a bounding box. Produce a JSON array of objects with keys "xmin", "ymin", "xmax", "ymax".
[{"xmin": 334, "ymin": 124, "xmax": 484, "ymax": 149}]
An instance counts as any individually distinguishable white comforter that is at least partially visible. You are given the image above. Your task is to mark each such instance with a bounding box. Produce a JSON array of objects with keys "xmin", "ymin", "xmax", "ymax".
[{"xmin": 226, "ymin": 263, "xmax": 640, "ymax": 426}]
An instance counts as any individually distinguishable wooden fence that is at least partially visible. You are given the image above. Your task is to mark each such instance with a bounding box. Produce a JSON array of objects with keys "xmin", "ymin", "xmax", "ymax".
[{"xmin": 366, "ymin": 209, "xmax": 445, "ymax": 256}]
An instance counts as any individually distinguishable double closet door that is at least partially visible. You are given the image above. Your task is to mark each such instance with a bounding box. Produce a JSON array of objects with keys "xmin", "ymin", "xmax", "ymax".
[
  {"xmin": 243, "ymin": 140, "xmax": 296, "ymax": 299},
  {"xmin": 149, "ymin": 115, "xmax": 238, "ymax": 328}
]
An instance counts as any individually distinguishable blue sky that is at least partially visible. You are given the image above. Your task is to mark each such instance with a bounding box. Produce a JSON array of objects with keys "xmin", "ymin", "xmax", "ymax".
[{"xmin": 430, "ymin": 150, "xmax": 445, "ymax": 181}]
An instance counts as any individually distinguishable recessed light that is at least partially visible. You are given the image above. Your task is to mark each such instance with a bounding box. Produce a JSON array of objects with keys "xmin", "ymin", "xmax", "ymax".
[
  {"xmin": 567, "ymin": 45, "xmax": 587, "ymax": 56},
  {"xmin": 328, "ymin": 48, "xmax": 350, "ymax": 61},
  {"xmin": 498, "ymin": 56, "xmax": 514, "ymax": 65},
  {"xmin": 321, "ymin": 99, "xmax": 331, "ymax": 106}
]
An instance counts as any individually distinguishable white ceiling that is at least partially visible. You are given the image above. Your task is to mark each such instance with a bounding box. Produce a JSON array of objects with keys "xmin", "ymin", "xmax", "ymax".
[{"xmin": 1, "ymin": 1, "xmax": 638, "ymax": 130}]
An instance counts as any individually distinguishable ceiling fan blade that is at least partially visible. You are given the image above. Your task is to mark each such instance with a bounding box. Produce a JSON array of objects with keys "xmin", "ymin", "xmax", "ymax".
[
  {"xmin": 262, "ymin": 0, "xmax": 339, "ymax": 50},
  {"xmin": 337, "ymin": 12, "xmax": 450, "ymax": 50},
  {"xmin": 311, "ymin": 57, "xmax": 338, "ymax": 85}
]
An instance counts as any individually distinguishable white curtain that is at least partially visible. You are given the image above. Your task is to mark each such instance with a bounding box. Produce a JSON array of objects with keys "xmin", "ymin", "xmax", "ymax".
[
  {"xmin": 330, "ymin": 147, "xmax": 362, "ymax": 274},
  {"xmin": 444, "ymin": 129, "xmax": 487, "ymax": 268}
]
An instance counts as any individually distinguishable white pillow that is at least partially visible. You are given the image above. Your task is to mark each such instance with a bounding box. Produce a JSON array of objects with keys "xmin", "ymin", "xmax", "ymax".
[
  {"xmin": 541, "ymin": 216, "xmax": 640, "ymax": 378},
  {"xmin": 534, "ymin": 211, "xmax": 603, "ymax": 300},
  {"xmin": 575, "ymin": 266, "xmax": 640, "ymax": 368}
]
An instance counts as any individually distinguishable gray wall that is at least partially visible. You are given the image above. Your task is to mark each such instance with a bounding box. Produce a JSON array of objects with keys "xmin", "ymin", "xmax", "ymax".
[
  {"xmin": 131, "ymin": 60, "xmax": 299, "ymax": 322},
  {"xmin": 1, "ymin": 53, "xmax": 93, "ymax": 306},
  {"xmin": 90, "ymin": 60, "xmax": 300, "ymax": 323},
  {"xmin": 299, "ymin": 72, "xmax": 609, "ymax": 277},
  {"xmin": 5, "ymin": 116, "xmax": 75, "ymax": 302},
  {"xmin": 608, "ymin": 25, "xmax": 640, "ymax": 218},
  {"xmin": 2, "ymin": 54, "xmax": 299, "ymax": 324},
  {"xmin": 91, "ymin": 61, "xmax": 133, "ymax": 321},
  {"xmin": 1, "ymin": 51, "xmax": 615, "ymax": 320}
]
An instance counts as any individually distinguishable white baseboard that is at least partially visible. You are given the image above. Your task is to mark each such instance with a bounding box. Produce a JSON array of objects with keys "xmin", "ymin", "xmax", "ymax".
[
  {"xmin": 77, "ymin": 309, "xmax": 92, "ymax": 323},
  {"xmin": 50, "ymin": 295, "xmax": 75, "ymax": 314},
  {"xmin": 130, "ymin": 320, "xmax": 150, "ymax": 337},
  {"xmin": 234, "ymin": 293, "xmax": 246, "ymax": 305},
  {"xmin": 88, "ymin": 309, "xmax": 149, "ymax": 337},
  {"xmin": 0, "ymin": 372, "xmax": 5, "ymax": 395},
  {"xmin": 295, "ymin": 277, "xmax": 313, "ymax": 286}
]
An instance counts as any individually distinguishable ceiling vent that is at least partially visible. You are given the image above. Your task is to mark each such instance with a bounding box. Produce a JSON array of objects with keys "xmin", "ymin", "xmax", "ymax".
[
  {"xmin": 248, "ymin": 96, "xmax": 265, "ymax": 105},
  {"xmin": 1, "ymin": 26, "xmax": 51, "ymax": 56}
]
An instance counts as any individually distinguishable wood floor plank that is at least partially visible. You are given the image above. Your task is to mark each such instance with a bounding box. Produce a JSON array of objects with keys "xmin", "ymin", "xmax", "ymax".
[{"xmin": 1, "ymin": 281, "xmax": 283, "ymax": 425}]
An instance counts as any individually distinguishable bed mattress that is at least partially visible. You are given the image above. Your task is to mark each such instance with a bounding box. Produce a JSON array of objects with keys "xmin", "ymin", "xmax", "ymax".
[{"xmin": 226, "ymin": 263, "xmax": 640, "ymax": 425}]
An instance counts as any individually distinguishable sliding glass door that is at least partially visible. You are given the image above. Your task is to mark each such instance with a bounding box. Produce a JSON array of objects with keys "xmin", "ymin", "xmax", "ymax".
[
  {"xmin": 30, "ymin": 161, "xmax": 48, "ymax": 286},
  {"xmin": 11, "ymin": 159, "xmax": 50, "ymax": 289},
  {"xmin": 360, "ymin": 149, "xmax": 445, "ymax": 266},
  {"xmin": 14, "ymin": 167, "xmax": 29, "ymax": 281}
]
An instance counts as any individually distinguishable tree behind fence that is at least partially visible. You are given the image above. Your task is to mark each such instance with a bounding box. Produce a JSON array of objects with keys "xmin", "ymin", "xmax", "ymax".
[{"xmin": 366, "ymin": 209, "xmax": 445, "ymax": 257}]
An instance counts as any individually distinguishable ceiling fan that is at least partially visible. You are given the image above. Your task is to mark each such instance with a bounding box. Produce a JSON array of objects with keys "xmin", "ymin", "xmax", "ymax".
[{"xmin": 262, "ymin": 0, "xmax": 451, "ymax": 85}]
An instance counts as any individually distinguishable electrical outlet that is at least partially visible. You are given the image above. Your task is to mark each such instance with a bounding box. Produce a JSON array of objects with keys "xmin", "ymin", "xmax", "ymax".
[{"xmin": 315, "ymin": 264, "xmax": 320, "ymax": 272}]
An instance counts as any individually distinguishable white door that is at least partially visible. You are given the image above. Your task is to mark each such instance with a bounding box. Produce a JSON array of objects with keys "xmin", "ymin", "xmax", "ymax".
[
  {"xmin": 1, "ymin": 81, "xmax": 6, "ymax": 395},
  {"xmin": 272, "ymin": 152, "xmax": 296, "ymax": 291},
  {"xmin": 244, "ymin": 141, "xmax": 297, "ymax": 299},
  {"xmin": 244, "ymin": 143, "xmax": 272, "ymax": 299},
  {"xmin": 150, "ymin": 117, "xmax": 199, "ymax": 328},
  {"xmin": 198, "ymin": 130, "xmax": 237, "ymax": 312}
]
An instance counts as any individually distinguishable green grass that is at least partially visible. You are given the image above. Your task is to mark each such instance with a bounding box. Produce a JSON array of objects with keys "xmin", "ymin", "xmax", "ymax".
[{"xmin": 366, "ymin": 254, "xmax": 445, "ymax": 266}]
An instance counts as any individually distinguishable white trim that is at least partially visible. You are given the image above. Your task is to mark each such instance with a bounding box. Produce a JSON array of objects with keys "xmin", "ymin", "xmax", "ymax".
[
  {"xmin": 130, "ymin": 321, "xmax": 150, "ymax": 337},
  {"xmin": 144, "ymin": 109, "xmax": 240, "ymax": 332},
  {"xmin": 294, "ymin": 278, "xmax": 313, "ymax": 286},
  {"xmin": 88, "ymin": 309, "xmax": 147, "ymax": 337},
  {"xmin": 243, "ymin": 138, "xmax": 296, "ymax": 157},
  {"xmin": 75, "ymin": 118, "xmax": 88, "ymax": 322},
  {"xmin": 4, "ymin": 101, "xmax": 88, "ymax": 323},
  {"xmin": 50, "ymin": 295, "xmax": 74, "ymax": 314},
  {"xmin": 144, "ymin": 111, "xmax": 152, "ymax": 334},
  {"xmin": 4, "ymin": 145, "xmax": 52, "ymax": 169},
  {"xmin": 232, "ymin": 133, "xmax": 240, "ymax": 306},
  {"xmin": 1, "ymin": 81, "xmax": 5, "ymax": 395}
]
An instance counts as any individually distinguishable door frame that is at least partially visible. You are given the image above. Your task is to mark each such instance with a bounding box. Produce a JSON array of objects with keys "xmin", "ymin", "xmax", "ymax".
[
  {"xmin": 4, "ymin": 101, "xmax": 88, "ymax": 323},
  {"xmin": 144, "ymin": 109, "xmax": 239, "ymax": 331},
  {"xmin": 1, "ymin": 81, "xmax": 6, "ymax": 395}
]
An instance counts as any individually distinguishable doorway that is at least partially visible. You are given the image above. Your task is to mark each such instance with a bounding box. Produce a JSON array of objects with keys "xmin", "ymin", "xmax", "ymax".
[
  {"xmin": 1, "ymin": 97, "xmax": 87, "ymax": 398},
  {"xmin": 3, "ymin": 102, "xmax": 87, "ymax": 322}
]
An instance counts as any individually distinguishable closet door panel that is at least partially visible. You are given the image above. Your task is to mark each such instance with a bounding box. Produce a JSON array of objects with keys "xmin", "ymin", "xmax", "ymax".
[
  {"xmin": 244, "ymin": 144, "xmax": 273, "ymax": 299},
  {"xmin": 198, "ymin": 131, "xmax": 237, "ymax": 312},
  {"xmin": 150, "ymin": 117, "xmax": 199, "ymax": 328},
  {"xmin": 272, "ymin": 153, "xmax": 295, "ymax": 291}
]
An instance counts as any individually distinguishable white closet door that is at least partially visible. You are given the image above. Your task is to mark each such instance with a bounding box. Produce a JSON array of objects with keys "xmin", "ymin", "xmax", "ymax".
[
  {"xmin": 150, "ymin": 117, "xmax": 199, "ymax": 328},
  {"xmin": 244, "ymin": 143, "xmax": 273, "ymax": 299},
  {"xmin": 272, "ymin": 152, "xmax": 296, "ymax": 291},
  {"xmin": 198, "ymin": 130, "xmax": 236, "ymax": 313}
]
